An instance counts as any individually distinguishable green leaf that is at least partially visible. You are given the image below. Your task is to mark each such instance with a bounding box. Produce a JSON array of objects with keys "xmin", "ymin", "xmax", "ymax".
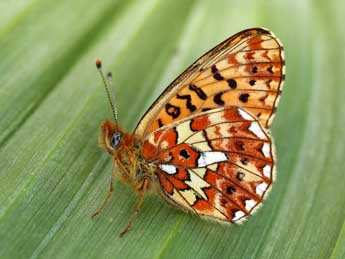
[{"xmin": 1, "ymin": 1, "xmax": 344, "ymax": 258}]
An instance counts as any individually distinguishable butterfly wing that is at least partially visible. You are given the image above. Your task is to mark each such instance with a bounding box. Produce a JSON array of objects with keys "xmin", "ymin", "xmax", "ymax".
[
  {"xmin": 142, "ymin": 107, "xmax": 274, "ymax": 222},
  {"xmin": 135, "ymin": 28, "xmax": 285, "ymax": 138}
]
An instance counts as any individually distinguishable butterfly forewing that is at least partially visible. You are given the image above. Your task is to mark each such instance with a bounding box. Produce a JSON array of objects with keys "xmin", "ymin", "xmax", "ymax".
[
  {"xmin": 141, "ymin": 107, "xmax": 274, "ymax": 223},
  {"xmin": 135, "ymin": 28, "xmax": 285, "ymax": 138}
]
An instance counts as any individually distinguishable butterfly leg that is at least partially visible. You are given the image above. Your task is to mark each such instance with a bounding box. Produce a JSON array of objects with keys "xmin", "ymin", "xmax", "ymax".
[
  {"xmin": 119, "ymin": 178, "xmax": 149, "ymax": 237},
  {"xmin": 91, "ymin": 163, "xmax": 116, "ymax": 218}
]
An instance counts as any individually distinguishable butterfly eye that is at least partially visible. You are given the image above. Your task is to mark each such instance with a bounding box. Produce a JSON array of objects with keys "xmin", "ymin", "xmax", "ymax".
[{"xmin": 110, "ymin": 132, "xmax": 122, "ymax": 148}]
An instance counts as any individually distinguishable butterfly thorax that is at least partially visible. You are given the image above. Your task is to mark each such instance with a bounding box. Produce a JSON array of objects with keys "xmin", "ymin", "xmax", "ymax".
[
  {"xmin": 99, "ymin": 120, "xmax": 157, "ymax": 192},
  {"xmin": 116, "ymin": 134, "xmax": 157, "ymax": 191}
]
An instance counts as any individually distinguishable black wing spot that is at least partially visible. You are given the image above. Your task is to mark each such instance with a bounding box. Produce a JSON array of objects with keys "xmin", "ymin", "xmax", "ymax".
[
  {"xmin": 158, "ymin": 119, "xmax": 163, "ymax": 128},
  {"xmin": 240, "ymin": 158, "xmax": 248, "ymax": 165},
  {"xmin": 213, "ymin": 92, "xmax": 225, "ymax": 106},
  {"xmin": 211, "ymin": 64, "xmax": 218, "ymax": 73},
  {"xmin": 211, "ymin": 64, "xmax": 224, "ymax": 81},
  {"xmin": 249, "ymin": 80, "xmax": 256, "ymax": 86},
  {"xmin": 226, "ymin": 186, "xmax": 236, "ymax": 194},
  {"xmin": 239, "ymin": 93, "xmax": 250, "ymax": 103},
  {"xmin": 189, "ymin": 84, "xmax": 207, "ymax": 100},
  {"xmin": 179, "ymin": 149, "xmax": 190, "ymax": 159},
  {"xmin": 176, "ymin": 94, "xmax": 196, "ymax": 112},
  {"xmin": 252, "ymin": 66, "xmax": 258, "ymax": 73},
  {"xmin": 214, "ymin": 73, "xmax": 224, "ymax": 81},
  {"xmin": 165, "ymin": 103, "xmax": 181, "ymax": 119},
  {"xmin": 227, "ymin": 79, "xmax": 237, "ymax": 89},
  {"xmin": 236, "ymin": 172, "xmax": 244, "ymax": 181}
]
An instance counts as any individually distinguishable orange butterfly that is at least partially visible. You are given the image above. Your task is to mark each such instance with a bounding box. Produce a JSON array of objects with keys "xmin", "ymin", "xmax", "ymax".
[{"xmin": 93, "ymin": 28, "xmax": 285, "ymax": 237}]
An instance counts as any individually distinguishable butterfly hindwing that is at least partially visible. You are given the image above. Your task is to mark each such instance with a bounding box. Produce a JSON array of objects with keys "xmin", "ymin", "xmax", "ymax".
[
  {"xmin": 142, "ymin": 107, "xmax": 274, "ymax": 222},
  {"xmin": 135, "ymin": 28, "xmax": 285, "ymax": 138}
]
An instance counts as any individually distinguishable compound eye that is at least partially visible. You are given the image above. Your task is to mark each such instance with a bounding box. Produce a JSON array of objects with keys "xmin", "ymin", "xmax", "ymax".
[{"xmin": 110, "ymin": 132, "xmax": 122, "ymax": 148}]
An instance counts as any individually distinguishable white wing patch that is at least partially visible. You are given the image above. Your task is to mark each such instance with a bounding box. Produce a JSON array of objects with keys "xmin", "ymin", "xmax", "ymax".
[
  {"xmin": 256, "ymin": 182, "xmax": 268, "ymax": 196},
  {"xmin": 245, "ymin": 199, "xmax": 256, "ymax": 211},
  {"xmin": 197, "ymin": 151, "xmax": 227, "ymax": 167},
  {"xmin": 159, "ymin": 164, "xmax": 177, "ymax": 175},
  {"xmin": 237, "ymin": 108, "xmax": 254, "ymax": 120},
  {"xmin": 248, "ymin": 122, "xmax": 267, "ymax": 139},
  {"xmin": 262, "ymin": 143, "xmax": 271, "ymax": 157},
  {"xmin": 232, "ymin": 210, "xmax": 245, "ymax": 221},
  {"xmin": 263, "ymin": 165, "xmax": 271, "ymax": 177}
]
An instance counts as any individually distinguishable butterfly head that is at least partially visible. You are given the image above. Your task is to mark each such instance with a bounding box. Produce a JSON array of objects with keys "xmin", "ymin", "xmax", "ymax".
[
  {"xmin": 99, "ymin": 119, "xmax": 124, "ymax": 154},
  {"xmin": 99, "ymin": 119, "xmax": 141, "ymax": 190}
]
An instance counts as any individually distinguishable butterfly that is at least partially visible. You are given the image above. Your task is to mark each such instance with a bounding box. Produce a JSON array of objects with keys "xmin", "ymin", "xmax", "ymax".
[{"xmin": 93, "ymin": 28, "xmax": 285, "ymax": 237}]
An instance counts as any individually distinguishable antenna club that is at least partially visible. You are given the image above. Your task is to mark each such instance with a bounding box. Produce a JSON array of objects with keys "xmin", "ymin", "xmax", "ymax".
[
  {"xmin": 96, "ymin": 59, "xmax": 102, "ymax": 69},
  {"xmin": 107, "ymin": 72, "xmax": 113, "ymax": 78}
]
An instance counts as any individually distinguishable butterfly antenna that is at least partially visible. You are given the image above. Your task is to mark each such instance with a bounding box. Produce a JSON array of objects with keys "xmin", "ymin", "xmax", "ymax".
[{"xmin": 96, "ymin": 60, "xmax": 119, "ymax": 128}]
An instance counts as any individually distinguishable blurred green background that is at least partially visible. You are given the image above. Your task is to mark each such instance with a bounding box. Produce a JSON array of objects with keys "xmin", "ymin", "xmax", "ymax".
[{"xmin": 0, "ymin": 1, "xmax": 344, "ymax": 258}]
